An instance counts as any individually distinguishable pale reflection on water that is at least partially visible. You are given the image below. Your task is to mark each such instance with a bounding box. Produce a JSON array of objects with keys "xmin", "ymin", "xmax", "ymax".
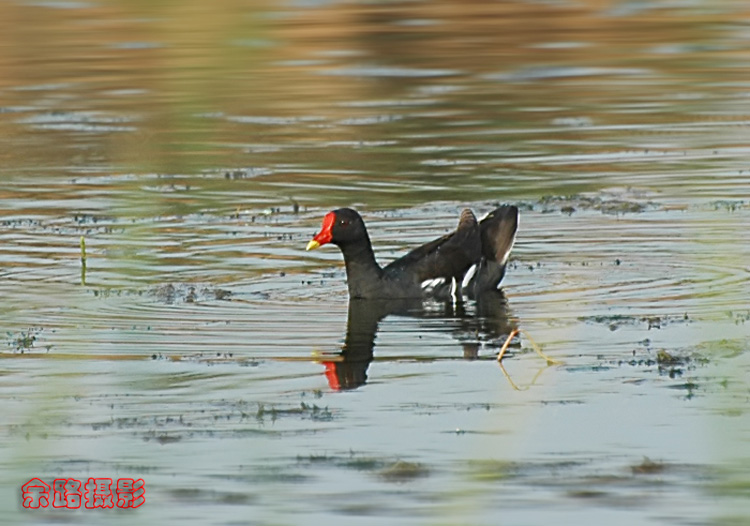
[{"xmin": 1, "ymin": 0, "xmax": 749, "ymax": 524}]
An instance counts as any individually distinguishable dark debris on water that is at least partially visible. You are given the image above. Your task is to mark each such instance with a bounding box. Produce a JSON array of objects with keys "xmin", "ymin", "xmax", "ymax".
[
  {"xmin": 605, "ymin": 346, "xmax": 709, "ymax": 382},
  {"xmin": 150, "ymin": 352, "xmax": 261, "ymax": 367},
  {"xmin": 256, "ymin": 402, "xmax": 333, "ymax": 423},
  {"xmin": 5, "ymin": 327, "xmax": 50, "ymax": 353},
  {"xmin": 579, "ymin": 313, "xmax": 690, "ymax": 331},
  {"xmin": 296, "ymin": 452, "xmax": 428, "ymax": 483},
  {"xmin": 90, "ymin": 283, "xmax": 232, "ymax": 304},
  {"xmin": 532, "ymin": 194, "xmax": 657, "ymax": 215}
]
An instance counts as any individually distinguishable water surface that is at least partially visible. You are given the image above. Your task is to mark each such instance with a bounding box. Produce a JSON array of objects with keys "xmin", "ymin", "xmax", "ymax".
[{"xmin": 1, "ymin": 1, "xmax": 749, "ymax": 524}]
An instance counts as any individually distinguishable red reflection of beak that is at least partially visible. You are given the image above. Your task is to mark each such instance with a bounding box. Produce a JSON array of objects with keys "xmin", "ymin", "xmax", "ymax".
[
  {"xmin": 323, "ymin": 361, "xmax": 341, "ymax": 390},
  {"xmin": 306, "ymin": 211, "xmax": 335, "ymax": 250}
]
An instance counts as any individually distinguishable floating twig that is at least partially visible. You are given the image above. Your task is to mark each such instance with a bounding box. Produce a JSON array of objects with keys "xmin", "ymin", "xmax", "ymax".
[{"xmin": 497, "ymin": 328, "xmax": 562, "ymax": 365}]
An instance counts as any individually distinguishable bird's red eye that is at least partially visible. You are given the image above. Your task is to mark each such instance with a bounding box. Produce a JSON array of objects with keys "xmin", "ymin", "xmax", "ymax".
[{"xmin": 340, "ymin": 219, "xmax": 350, "ymax": 226}]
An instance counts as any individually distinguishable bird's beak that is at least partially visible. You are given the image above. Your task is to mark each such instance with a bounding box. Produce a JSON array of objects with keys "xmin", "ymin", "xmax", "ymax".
[{"xmin": 306, "ymin": 211, "xmax": 335, "ymax": 251}]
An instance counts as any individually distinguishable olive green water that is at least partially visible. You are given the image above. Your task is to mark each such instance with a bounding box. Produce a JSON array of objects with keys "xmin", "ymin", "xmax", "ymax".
[{"xmin": 1, "ymin": 1, "xmax": 749, "ymax": 524}]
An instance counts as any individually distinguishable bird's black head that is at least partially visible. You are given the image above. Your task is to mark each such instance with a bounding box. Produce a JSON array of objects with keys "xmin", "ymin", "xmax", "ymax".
[{"xmin": 306, "ymin": 208, "xmax": 369, "ymax": 250}]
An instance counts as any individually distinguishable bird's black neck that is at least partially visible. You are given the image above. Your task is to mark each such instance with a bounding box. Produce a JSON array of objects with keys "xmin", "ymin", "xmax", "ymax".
[{"xmin": 337, "ymin": 235, "xmax": 382, "ymax": 298}]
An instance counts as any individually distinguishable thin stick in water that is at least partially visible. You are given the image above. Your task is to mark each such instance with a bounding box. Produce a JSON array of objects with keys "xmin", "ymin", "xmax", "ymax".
[{"xmin": 497, "ymin": 328, "xmax": 563, "ymax": 365}]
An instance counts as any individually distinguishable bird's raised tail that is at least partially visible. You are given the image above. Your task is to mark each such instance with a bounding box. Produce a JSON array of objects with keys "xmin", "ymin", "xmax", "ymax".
[{"xmin": 462, "ymin": 205, "xmax": 519, "ymax": 298}]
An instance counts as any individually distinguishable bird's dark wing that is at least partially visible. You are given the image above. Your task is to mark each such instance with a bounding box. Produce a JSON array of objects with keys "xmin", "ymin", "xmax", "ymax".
[{"xmin": 383, "ymin": 209, "xmax": 481, "ymax": 283}]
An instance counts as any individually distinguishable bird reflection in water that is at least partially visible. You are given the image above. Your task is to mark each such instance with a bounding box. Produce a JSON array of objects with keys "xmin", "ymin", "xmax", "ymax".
[{"xmin": 319, "ymin": 291, "xmax": 516, "ymax": 390}]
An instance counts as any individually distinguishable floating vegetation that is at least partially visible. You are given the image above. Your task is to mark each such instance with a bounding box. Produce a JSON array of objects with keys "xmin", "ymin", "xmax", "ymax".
[
  {"xmin": 73, "ymin": 213, "xmax": 115, "ymax": 225},
  {"xmin": 692, "ymin": 338, "xmax": 747, "ymax": 359},
  {"xmin": 256, "ymin": 402, "xmax": 333, "ymax": 423},
  {"xmin": 90, "ymin": 283, "xmax": 232, "ymax": 303},
  {"xmin": 605, "ymin": 347, "xmax": 709, "ymax": 383},
  {"xmin": 150, "ymin": 352, "xmax": 262, "ymax": 368},
  {"xmin": 517, "ymin": 195, "xmax": 748, "ymax": 215},
  {"xmin": 656, "ymin": 350, "xmax": 681, "ymax": 365},
  {"xmin": 144, "ymin": 434, "xmax": 183, "ymax": 445},
  {"xmin": 86, "ymin": 397, "xmax": 332, "ymax": 441},
  {"xmin": 5, "ymin": 328, "xmax": 47, "ymax": 353},
  {"xmin": 579, "ymin": 313, "xmax": 690, "ymax": 331},
  {"xmin": 710, "ymin": 200, "xmax": 747, "ymax": 212},
  {"xmin": 727, "ymin": 310, "xmax": 750, "ymax": 325},
  {"xmin": 378, "ymin": 460, "xmax": 429, "ymax": 482},
  {"xmin": 535, "ymin": 193, "xmax": 657, "ymax": 215},
  {"xmin": 630, "ymin": 457, "xmax": 668, "ymax": 475},
  {"xmin": 296, "ymin": 453, "xmax": 428, "ymax": 482},
  {"xmin": 1, "ymin": 214, "xmax": 121, "ymax": 235},
  {"xmin": 221, "ymin": 167, "xmax": 273, "ymax": 180}
]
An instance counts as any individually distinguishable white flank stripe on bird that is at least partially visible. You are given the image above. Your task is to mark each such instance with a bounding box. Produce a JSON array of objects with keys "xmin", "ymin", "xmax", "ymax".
[{"xmin": 461, "ymin": 263, "xmax": 478, "ymax": 289}]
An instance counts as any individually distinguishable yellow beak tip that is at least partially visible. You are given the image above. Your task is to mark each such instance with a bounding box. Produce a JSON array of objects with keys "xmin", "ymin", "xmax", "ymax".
[{"xmin": 306, "ymin": 240, "xmax": 321, "ymax": 251}]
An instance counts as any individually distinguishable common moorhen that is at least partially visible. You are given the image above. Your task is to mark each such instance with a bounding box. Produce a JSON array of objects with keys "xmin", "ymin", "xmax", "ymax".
[{"xmin": 306, "ymin": 205, "xmax": 519, "ymax": 299}]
